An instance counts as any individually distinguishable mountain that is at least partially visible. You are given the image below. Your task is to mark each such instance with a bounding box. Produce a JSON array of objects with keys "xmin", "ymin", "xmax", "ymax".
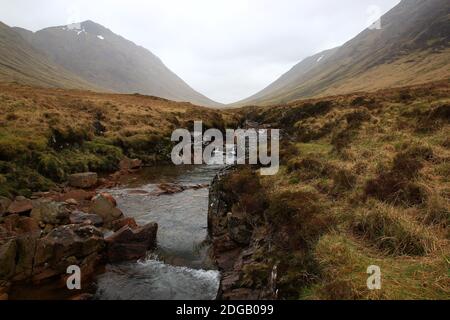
[
  {"xmin": 13, "ymin": 20, "xmax": 221, "ymax": 108},
  {"xmin": 236, "ymin": 0, "xmax": 450, "ymax": 106},
  {"xmin": 0, "ymin": 22, "xmax": 97, "ymax": 90}
]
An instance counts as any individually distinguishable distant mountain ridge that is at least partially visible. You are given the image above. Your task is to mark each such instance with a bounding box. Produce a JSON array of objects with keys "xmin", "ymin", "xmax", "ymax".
[
  {"xmin": 3, "ymin": 20, "xmax": 221, "ymax": 107},
  {"xmin": 0, "ymin": 21, "xmax": 97, "ymax": 90},
  {"xmin": 235, "ymin": 0, "xmax": 450, "ymax": 106}
]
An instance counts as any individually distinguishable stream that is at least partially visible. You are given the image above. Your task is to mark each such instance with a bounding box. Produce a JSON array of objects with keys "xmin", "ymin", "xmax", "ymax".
[{"xmin": 94, "ymin": 164, "xmax": 223, "ymax": 300}]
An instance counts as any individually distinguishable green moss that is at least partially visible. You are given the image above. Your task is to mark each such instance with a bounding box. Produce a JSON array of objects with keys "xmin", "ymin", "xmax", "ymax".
[{"xmin": 0, "ymin": 162, "xmax": 54, "ymax": 198}]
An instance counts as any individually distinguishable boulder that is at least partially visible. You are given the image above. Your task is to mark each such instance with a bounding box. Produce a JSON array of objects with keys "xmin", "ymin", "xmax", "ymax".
[
  {"xmin": 0, "ymin": 240, "xmax": 16, "ymax": 280},
  {"xmin": 31, "ymin": 200, "xmax": 70, "ymax": 225},
  {"xmin": 0, "ymin": 197, "xmax": 12, "ymax": 217},
  {"xmin": 0, "ymin": 225, "xmax": 11, "ymax": 241},
  {"xmin": 1, "ymin": 214, "xmax": 39, "ymax": 236},
  {"xmin": 68, "ymin": 172, "xmax": 98, "ymax": 189},
  {"xmin": 7, "ymin": 197, "xmax": 33, "ymax": 215},
  {"xmin": 0, "ymin": 281, "xmax": 10, "ymax": 300},
  {"xmin": 33, "ymin": 225, "xmax": 105, "ymax": 282},
  {"xmin": 89, "ymin": 193, "xmax": 123, "ymax": 225},
  {"xmin": 69, "ymin": 211, "xmax": 103, "ymax": 227},
  {"xmin": 106, "ymin": 222, "xmax": 158, "ymax": 262},
  {"xmin": 13, "ymin": 233, "xmax": 40, "ymax": 281},
  {"xmin": 111, "ymin": 217, "xmax": 138, "ymax": 231},
  {"xmin": 16, "ymin": 217, "xmax": 40, "ymax": 234},
  {"xmin": 157, "ymin": 183, "xmax": 186, "ymax": 195},
  {"xmin": 119, "ymin": 158, "xmax": 143, "ymax": 171}
]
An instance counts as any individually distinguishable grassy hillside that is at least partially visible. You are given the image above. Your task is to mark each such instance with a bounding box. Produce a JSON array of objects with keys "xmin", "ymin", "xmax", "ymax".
[
  {"xmin": 0, "ymin": 22, "xmax": 98, "ymax": 91},
  {"xmin": 0, "ymin": 82, "xmax": 234, "ymax": 197},
  {"xmin": 225, "ymin": 80, "xmax": 449, "ymax": 299},
  {"xmin": 14, "ymin": 21, "xmax": 222, "ymax": 108},
  {"xmin": 236, "ymin": 0, "xmax": 450, "ymax": 106}
]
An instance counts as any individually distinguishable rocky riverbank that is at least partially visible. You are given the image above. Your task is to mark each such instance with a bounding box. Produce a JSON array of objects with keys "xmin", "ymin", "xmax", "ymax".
[
  {"xmin": 208, "ymin": 167, "xmax": 277, "ymax": 300},
  {"xmin": 0, "ymin": 160, "xmax": 159, "ymax": 300}
]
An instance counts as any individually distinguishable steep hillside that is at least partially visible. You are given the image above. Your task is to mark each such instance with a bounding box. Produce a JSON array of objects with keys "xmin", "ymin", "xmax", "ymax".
[
  {"xmin": 236, "ymin": 0, "xmax": 450, "ymax": 106},
  {"xmin": 14, "ymin": 21, "xmax": 221, "ymax": 108},
  {"xmin": 0, "ymin": 22, "xmax": 97, "ymax": 90}
]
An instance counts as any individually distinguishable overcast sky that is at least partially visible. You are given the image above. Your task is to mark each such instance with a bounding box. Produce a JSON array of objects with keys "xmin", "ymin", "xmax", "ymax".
[{"xmin": 1, "ymin": 0, "xmax": 400, "ymax": 103}]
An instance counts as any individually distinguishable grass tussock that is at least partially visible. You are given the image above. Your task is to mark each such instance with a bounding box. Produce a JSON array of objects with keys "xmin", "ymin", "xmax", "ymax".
[{"xmin": 352, "ymin": 202, "xmax": 438, "ymax": 256}]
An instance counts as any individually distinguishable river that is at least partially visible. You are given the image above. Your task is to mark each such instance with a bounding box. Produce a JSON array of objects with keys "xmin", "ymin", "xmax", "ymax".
[{"xmin": 94, "ymin": 164, "xmax": 223, "ymax": 300}]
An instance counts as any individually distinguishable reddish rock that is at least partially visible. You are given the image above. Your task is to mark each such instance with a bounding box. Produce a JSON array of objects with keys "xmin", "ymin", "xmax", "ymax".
[
  {"xmin": 2, "ymin": 214, "xmax": 20, "ymax": 234},
  {"xmin": 120, "ymin": 158, "xmax": 143, "ymax": 171},
  {"xmin": 0, "ymin": 225, "xmax": 12, "ymax": 241},
  {"xmin": 157, "ymin": 183, "xmax": 186, "ymax": 195},
  {"xmin": 30, "ymin": 200, "xmax": 70, "ymax": 225},
  {"xmin": 0, "ymin": 240, "xmax": 16, "ymax": 280},
  {"xmin": 7, "ymin": 198, "xmax": 33, "ymax": 215},
  {"xmin": 89, "ymin": 193, "xmax": 123, "ymax": 225},
  {"xmin": 106, "ymin": 223, "xmax": 158, "ymax": 262},
  {"xmin": 61, "ymin": 190, "xmax": 96, "ymax": 202},
  {"xmin": 68, "ymin": 172, "xmax": 98, "ymax": 189},
  {"xmin": 0, "ymin": 197, "xmax": 12, "ymax": 217},
  {"xmin": 111, "ymin": 217, "xmax": 138, "ymax": 231},
  {"xmin": 69, "ymin": 211, "xmax": 103, "ymax": 227},
  {"xmin": 16, "ymin": 217, "xmax": 40, "ymax": 234},
  {"xmin": 33, "ymin": 225, "xmax": 105, "ymax": 282},
  {"xmin": 99, "ymin": 192, "xmax": 117, "ymax": 207},
  {"xmin": 13, "ymin": 233, "xmax": 40, "ymax": 281},
  {"xmin": 0, "ymin": 281, "xmax": 10, "ymax": 300}
]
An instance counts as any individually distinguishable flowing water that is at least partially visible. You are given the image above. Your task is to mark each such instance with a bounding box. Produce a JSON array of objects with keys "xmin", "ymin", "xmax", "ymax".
[{"xmin": 94, "ymin": 164, "xmax": 223, "ymax": 300}]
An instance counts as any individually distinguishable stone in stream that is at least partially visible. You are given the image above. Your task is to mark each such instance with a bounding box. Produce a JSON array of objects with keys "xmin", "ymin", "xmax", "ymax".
[
  {"xmin": 105, "ymin": 222, "xmax": 158, "ymax": 262},
  {"xmin": 157, "ymin": 183, "xmax": 186, "ymax": 195},
  {"xmin": 89, "ymin": 193, "xmax": 123, "ymax": 226},
  {"xmin": 111, "ymin": 217, "xmax": 138, "ymax": 232},
  {"xmin": 68, "ymin": 172, "xmax": 98, "ymax": 189}
]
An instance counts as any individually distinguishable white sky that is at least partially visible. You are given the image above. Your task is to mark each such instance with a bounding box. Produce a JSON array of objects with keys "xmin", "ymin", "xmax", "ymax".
[{"xmin": 1, "ymin": 0, "xmax": 400, "ymax": 103}]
